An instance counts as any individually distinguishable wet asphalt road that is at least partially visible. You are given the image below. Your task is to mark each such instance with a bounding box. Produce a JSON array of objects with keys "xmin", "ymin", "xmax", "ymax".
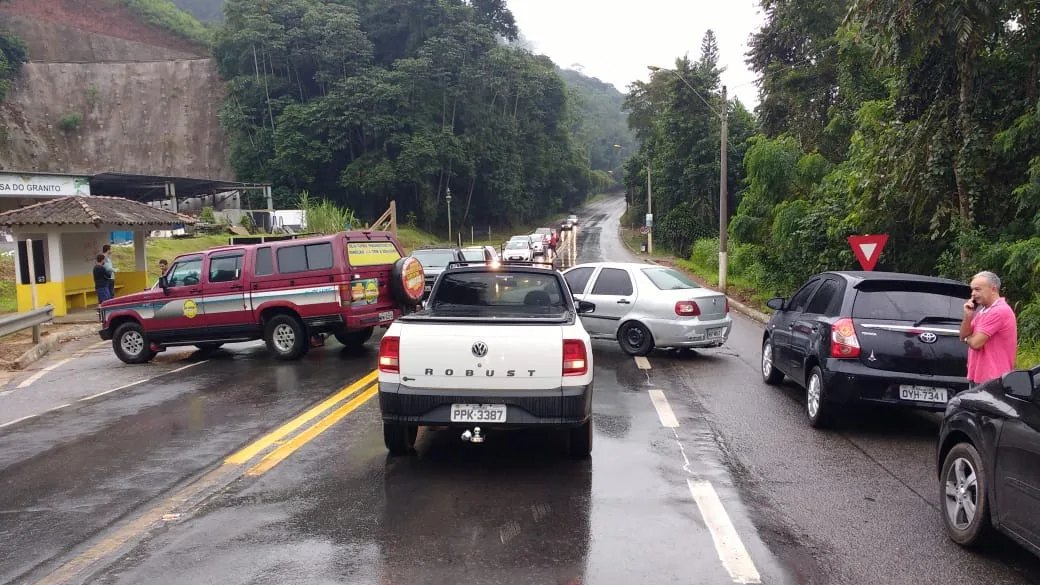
[{"xmin": 1, "ymin": 195, "xmax": 1038, "ymax": 584}]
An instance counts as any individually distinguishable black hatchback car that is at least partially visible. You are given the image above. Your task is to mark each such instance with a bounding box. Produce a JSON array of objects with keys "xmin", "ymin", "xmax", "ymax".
[
  {"xmin": 937, "ymin": 368, "xmax": 1040, "ymax": 558},
  {"xmin": 761, "ymin": 271, "xmax": 971, "ymax": 427}
]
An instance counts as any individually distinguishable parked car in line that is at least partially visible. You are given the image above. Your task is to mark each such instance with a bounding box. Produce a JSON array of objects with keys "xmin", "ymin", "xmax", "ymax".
[
  {"xmin": 411, "ymin": 246, "xmax": 466, "ymax": 299},
  {"xmin": 460, "ymin": 245, "xmax": 500, "ymax": 265},
  {"xmin": 377, "ymin": 262, "xmax": 596, "ymax": 457},
  {"xmin": 567, "ymin": 214, "xmax": 578, "ymax": 226},
  {"xmin": 761, "ymin": 271, "xmax": 971, "ymax": 427},
  {"xmin": 937, "ymin": 367, "xmax": 1040, "ymax": 559},
  {"xmin": 98, "ymin": 231, "xmax": 426, "ymax": 363},
  {"xmin": 562, "ymin": 262, "xmax": 731, "ymax": 356},
  {"xmin": 533, "ymin": 227, "xmax": 553, "ymax": 246},
  {"xmin": 502, "ymin": 238, "xmax": 534, "ymax": 261}
]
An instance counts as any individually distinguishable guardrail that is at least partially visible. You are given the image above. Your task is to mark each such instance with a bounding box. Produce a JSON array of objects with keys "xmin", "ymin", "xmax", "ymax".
[{"xmin": 0, "ymin": 305, "xmax": 54, "ymax": 343}]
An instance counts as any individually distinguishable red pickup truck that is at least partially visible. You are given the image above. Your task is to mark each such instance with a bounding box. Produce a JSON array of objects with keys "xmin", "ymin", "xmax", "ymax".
[{"xmin": 99, "ymin": 231, "xmax": 425, "ymax": 364}]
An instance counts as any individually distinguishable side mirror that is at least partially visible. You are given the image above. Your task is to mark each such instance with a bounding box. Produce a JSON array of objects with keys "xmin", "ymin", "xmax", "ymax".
[
  {"xmin": 1002, "ymin": 370, "xmax": 1035, "ymax": 399},
  {"xmin": 576, "ymin": 300, "xmax": 596, "ymax": 314},
  {"xmin": 766, "ymin": 297, "xmax": 785, "ymax": 311},
  {"xmin": 159, "ymin": 275, "xmax": 171, "ymax": 295}
]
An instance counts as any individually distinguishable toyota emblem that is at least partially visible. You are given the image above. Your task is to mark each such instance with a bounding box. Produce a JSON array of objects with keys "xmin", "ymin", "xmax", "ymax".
[
  {"xmin": 471, "ymin": 341, "xmax": 488, "ymax": 357},
  {"xmin": 919, "ymin": 332, "xmax": 937, "ymax": 344}
]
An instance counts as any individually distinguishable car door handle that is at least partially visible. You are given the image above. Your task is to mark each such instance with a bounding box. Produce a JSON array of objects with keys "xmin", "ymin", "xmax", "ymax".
[
  {"xmin": 230, "ymin": 284, "xmax": 244, "ymax": 290},
  {"xmin": 189, "ymin": 288, "xmax": 203, "ymax": 294},
  {"xmin": 617, "ymin": 299, "xmax": 630, "ymax": 304}
]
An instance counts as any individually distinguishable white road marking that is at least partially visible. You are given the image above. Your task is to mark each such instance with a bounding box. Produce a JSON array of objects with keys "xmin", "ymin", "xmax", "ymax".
[
  {"xmin": 0, "ymin": 360, "xmax": 210, "ymax": 431},
  {"xmin": 17, "ymin": 358, "xmax": 72, "ymax": 389},
  {"xmin": 77, "ymin": 361, "xmax": 208, "ymax": 403},
  {"xmin": 634, "ymin": 355, "xmax": 651, "ymax": 369},
  {"xmin": 688, "ymin": 480, "xmax": 762, "ymax": 584},
  {"xmin": 0, "ymin": 415, "xmax": 35, "ymax": 429},
  {"xmin": 648, "ymin": 389, "xmax": 679, "ymax": 428}
]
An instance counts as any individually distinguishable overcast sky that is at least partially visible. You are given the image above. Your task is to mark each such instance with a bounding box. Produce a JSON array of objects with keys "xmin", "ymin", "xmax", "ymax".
[{"xmin": 507, "ymin": 0, "xmax": 766, "ymax": 109}]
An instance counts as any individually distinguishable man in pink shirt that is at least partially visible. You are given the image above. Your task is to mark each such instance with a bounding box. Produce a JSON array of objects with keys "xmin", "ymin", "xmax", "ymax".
[{"xmin": 959, "ymin": 271, "xmax": 1018, "ymax": 387}]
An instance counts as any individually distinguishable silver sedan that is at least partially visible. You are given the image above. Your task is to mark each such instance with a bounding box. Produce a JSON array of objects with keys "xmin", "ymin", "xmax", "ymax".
[{"xmin": 562, "ymin": 262, "xmax": 733, "ymax": 356}]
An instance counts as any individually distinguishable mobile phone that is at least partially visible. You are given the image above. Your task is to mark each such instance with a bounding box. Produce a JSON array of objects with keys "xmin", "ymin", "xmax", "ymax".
[{"xmin": 972, "ymin": 300, "xmax": 979, "ymax": 309}]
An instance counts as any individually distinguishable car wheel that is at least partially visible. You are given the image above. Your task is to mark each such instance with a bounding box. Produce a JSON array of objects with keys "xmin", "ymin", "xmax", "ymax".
[
  {"xmin": 761, "ymin": 338, "xmax": 784, "ymax": 385},
  {"xmin": 335, "ymin": 327, "xmax": 374, "ymax": 348},
  {"xmin": 618, "ymin": 321, "xmax": 654, "ymax": 356},
  {"xmin": 569, "ymin": 419, "xmax": 593, "ymax": 458},
  {"xmin": 384, "ymin": 423, "xmax": 418, "ymax": 456},
  {"xmin": 194, "ymin": 342, "xmax": 224, "ymax": 352},
  {"xmin": 806, "ymin": 366, "xmax": 835, "ymax": 428},
  {"xmin": 112, "ymin": 322, "xmax": 156, "ymax": 364},
  {"xmin": 264, "ymin": 314, "xmax": 308, "ymax": 360},
  {"xmin": 941, "ymin": 442, "xmax": 994, "ymax": 547}
]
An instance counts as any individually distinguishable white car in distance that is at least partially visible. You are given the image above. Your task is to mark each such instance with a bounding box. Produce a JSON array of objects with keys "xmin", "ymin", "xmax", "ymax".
[{"xmin": 563, "ymin": 262, "xmax": 733, "ymax": 356}]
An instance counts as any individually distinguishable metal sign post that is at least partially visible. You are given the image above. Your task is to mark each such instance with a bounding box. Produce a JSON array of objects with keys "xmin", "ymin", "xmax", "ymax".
[{"xmin": 25, "ymin": 238, "xmax": 40, "ymax": 343}]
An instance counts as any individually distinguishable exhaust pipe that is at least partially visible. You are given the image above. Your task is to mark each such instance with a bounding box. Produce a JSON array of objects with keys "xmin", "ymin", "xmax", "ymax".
[{"xmin": 460, "ymin": 426, "xmax": 485, "ymax": 443}]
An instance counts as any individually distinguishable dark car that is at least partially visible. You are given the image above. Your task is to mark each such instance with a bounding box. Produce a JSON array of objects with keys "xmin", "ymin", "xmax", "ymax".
[
  {"xmin": 936, "ymin": 368, "xmax": 1040, "ymax": 558},
  {"xmin": 761, "ymin": 271, "xmax": 971, "ymax": 427},
  {"xmin": 410, "ymin": 246, "xmax": 466, "ymax": 299}
]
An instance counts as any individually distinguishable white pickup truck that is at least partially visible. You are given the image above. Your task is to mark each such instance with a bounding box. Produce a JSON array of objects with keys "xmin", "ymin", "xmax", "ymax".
[{"xmin": 377, "ymin": 262, "xmax": 596, "ymax": 457}]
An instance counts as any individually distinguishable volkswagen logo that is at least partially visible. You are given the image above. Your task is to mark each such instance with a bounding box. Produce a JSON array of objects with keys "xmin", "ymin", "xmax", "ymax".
[
  {"xmin": 919, "ymin": 332, "xmax": 937, "ymax": 344},
  {"xmin": 471, "ymin": 341, "xmax": 488, "ymax": 357}
]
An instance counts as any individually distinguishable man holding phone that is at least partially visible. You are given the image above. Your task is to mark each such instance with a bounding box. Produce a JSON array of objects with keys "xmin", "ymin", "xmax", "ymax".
[{"xmin": 959, "ymin": 271, "xmax": 1018, "ymax": 387}]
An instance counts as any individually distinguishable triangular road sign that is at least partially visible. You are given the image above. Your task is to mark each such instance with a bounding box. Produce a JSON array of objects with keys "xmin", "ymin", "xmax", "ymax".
[{"xmin": 847, "ymin": 234, "xmax": 889, "ymax": 271}]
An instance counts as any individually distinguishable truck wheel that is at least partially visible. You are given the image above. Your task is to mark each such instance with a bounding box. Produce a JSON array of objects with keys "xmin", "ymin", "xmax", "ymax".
[
  {"xmin": 335, "ymin": 327, "xmax": 373, "ymax": 348},
  {"xmin": 384, "ymin": 423, "xmax": 418, "ymax": 456},
  {"xmin": 264, "ymin": 314, "xmax": 308, "ymax": 360},
  {"xmin": 389, "ymin": 257, "xmax": 426, "ymax": 306},
  {"xmin": 569, "ymin": 419, "xmax": 593, "ymax": 458},
  {"xmin": 113, "ymin": 322, "xmax": 156, "ymax": 364}
]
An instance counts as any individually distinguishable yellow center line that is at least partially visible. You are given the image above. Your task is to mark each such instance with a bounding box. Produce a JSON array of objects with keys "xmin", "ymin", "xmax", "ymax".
[
  {"xmin": 245, "ymin": 385, "xmax": 379, "ymax": 477},
  {"xmin": 224, "ymin": 369, "xmax": 377, "ymax": 465}
]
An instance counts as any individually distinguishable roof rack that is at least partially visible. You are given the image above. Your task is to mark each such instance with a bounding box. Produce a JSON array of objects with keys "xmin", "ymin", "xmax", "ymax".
[{"xmin": 445, "ymin": 260, "xmax": 556, "ymax": 269}]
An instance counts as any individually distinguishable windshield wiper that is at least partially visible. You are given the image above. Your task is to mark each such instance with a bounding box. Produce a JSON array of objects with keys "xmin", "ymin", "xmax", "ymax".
[{"xmin": 913, "ymin": 315, "xmax": 962, "ymax": 327}]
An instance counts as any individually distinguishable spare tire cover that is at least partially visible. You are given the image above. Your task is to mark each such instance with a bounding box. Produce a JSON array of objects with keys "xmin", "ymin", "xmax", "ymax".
[{"xmin": 390, "ymin": 256, "xmax": 425, "ymax": 305}]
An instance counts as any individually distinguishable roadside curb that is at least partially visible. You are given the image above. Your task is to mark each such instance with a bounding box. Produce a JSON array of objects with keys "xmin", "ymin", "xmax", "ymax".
[
  {"xmin": 9, "ymin": 323, "xmax": 100, "ymax": 370},
  {"xmin": 618, "ymin": 226, "xmax": 771, "ymax": 326}
]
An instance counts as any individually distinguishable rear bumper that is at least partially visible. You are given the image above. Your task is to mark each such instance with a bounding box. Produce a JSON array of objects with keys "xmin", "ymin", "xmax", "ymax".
[
  {"xmin": 378, "ymin": 381, "xmax": 593, "ymax": 427},
  {"xmin": 821, "ymin": 358, "xmax": 969, "ymax": 412},
  {"xmin": 646, "ymin": 314, "xmax": 734, "ymax": 348}
]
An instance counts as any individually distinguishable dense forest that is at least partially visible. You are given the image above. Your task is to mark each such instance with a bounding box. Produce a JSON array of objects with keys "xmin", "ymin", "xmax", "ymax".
[
  {"xmin": 207, "ymin": 0, "xmax": 632, "ymax": 232},
  {"xmin": 630, "ymin": 0, "xmax": 1040, "ymax": 362}
]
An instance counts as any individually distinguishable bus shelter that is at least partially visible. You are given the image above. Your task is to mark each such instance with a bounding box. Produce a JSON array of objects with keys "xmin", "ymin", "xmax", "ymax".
[{"xmin": 0, "ymin": 196, "xmax": 195, "ymax": 316}]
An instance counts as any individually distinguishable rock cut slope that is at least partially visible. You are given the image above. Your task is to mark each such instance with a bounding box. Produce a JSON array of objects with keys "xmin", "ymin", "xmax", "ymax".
[{"xmin": 0, "ymin": 0, "xmax": 232, "ymax": 179}]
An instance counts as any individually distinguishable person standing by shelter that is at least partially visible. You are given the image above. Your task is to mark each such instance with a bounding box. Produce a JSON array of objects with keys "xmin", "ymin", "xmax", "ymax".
[
  {"xmin": 94, "ymin": 255, "xmax": 113, "ymax": 304},
  {"xmin": 102, "ymin": 244, "xmax": 116, "ymax": 298}
]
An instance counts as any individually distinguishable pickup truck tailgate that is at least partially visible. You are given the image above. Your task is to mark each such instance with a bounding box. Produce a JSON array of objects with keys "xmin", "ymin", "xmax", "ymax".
[{"xmin": 400, "ymin": 324, "xmax": 562, "ymax": 390}]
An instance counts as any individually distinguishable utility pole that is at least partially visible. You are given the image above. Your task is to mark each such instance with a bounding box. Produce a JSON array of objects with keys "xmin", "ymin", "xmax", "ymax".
[
  {"xmin": 719, "ymin": 85, "xmax": 728, "ymax": 292},
  {"xmin": 647, "ymin": 158, "xmax": 653, "ymax": 255},
  {"xmin": 446, "ymin": 187, "xmax": 453, "ymax": 242}
]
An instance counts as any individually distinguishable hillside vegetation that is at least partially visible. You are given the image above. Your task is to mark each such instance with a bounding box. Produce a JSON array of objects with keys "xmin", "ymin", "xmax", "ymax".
[
  {"xmin": 627, "ymin": 1, "xmax": 1040, "ymax": 364},
  {"xmin": 213, "ymin": 0, "xmax": 628, "ymax": 234}
]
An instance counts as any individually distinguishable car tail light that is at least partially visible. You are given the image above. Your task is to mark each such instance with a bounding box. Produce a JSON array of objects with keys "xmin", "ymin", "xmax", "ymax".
[
  {"xmin": 675, "ymin": 301, "xmax": 701, "ymax": 316},
  {"xmin": 379, "ymin": 335, "xmax": 400, "ymax": 372},
  {"xmin": 339, "ymin": 283, "xmax": 352, "ymax": 304},
  {"xmin": 563, "ymin": 339, "xmax": 588, "ymax": 376},
  {"xmin": 831, "ymin": 318, "xmax": 861, "ymax": 358},
  {"xmin": 725, "ymin": 298, "xmax": 730, "ymax": 313}
]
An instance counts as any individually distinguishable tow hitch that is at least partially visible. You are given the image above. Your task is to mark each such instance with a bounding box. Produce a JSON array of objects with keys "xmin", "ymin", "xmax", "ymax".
[{"xmin": 460, "ymin": 426, "xmax": 485, "ymax": 443}]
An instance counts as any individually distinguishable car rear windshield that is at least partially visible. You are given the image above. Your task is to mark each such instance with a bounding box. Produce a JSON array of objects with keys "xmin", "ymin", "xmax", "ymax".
[
  {"xmin": 851, "ymin": 282, "xmax": 969, "ymax": 322},
  {"xmin": 642, "ymin": 267, "xmax": 700, "ymax": 290},
  {"xmin": 411, "ymin": 249, "xmax": 457, "ymax": 268},
  {"xmin": 505, "ymin": 241, "xmax": 528, "ymax": 249},
  {"xmin": 461, "ymin": 249, "xmax": 485, "ymax": 261},
  {"xmin": 430, "ymin": 271, "xmax": 567, "ymax": 316}
]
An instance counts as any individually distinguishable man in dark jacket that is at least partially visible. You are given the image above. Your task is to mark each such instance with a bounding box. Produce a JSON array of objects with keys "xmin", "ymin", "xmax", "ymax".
[{"xmin": 94, "ymin": 254, "xmax": 113, "ymax": 304}]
